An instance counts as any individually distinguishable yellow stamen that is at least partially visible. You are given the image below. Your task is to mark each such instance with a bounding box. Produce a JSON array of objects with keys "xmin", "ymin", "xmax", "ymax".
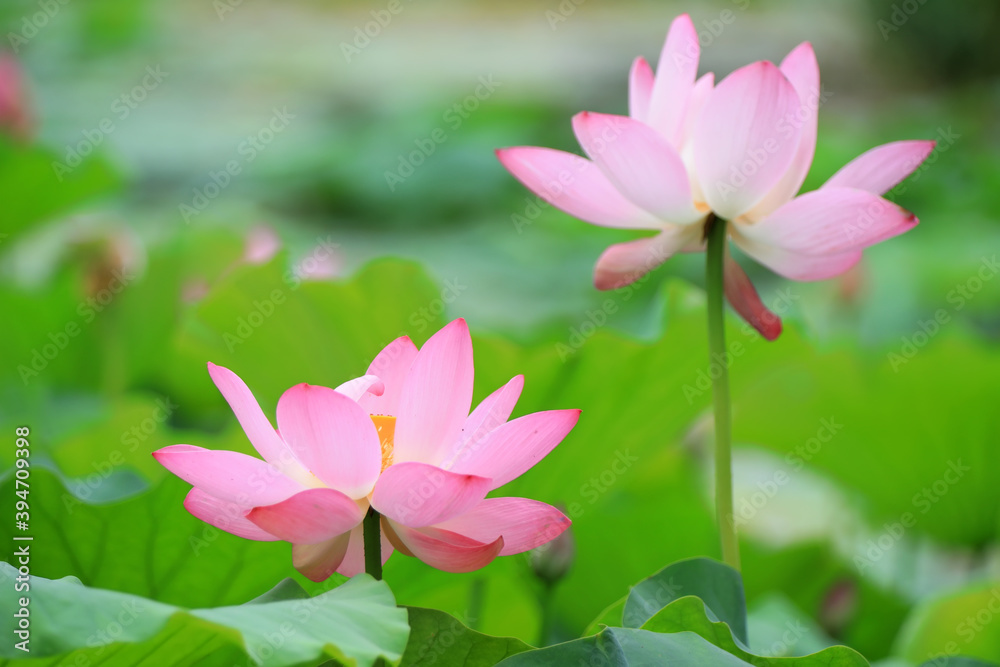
[{"xmin": 371, "ymin": 414, "xmax": 396, "ymax": 472}]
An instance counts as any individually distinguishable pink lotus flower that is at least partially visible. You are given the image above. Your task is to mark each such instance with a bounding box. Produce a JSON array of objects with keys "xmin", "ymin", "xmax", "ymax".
[
  {"xmin": 496, "ymin": 14, "xmax": 934, "ymax": 340},
  {"xmin": 0, "ymin": 53, "xmax": 32, "ymax": 141},
  {"xmin": 154, "ymin": 319, "xmax": 578, "ymax": 581}
]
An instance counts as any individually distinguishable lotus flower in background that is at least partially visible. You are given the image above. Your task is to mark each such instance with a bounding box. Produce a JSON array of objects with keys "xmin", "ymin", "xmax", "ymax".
[
  {"xmin": 496, "ymin": 14, "xmax": 934, "ymax": 340},
  {"xmin": 154, "ymin": 319, "xmax": 577, "ymax": 581},
  {"xmin": 0, "ymin": 52, "xmax": 32, "ymax": 141}
]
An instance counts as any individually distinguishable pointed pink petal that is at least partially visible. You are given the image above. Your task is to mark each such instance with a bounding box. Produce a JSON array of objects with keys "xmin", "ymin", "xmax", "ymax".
[
  {"xmin": 434, "ymin": 498, "xmax": 570, "ymax": 556},
  {"xmin": 628, "ymin": 56, "xmax": 654, "ymax": 123},
  {"xmin": 393, "ymin": 319, "xmax": 475, "ymax": 465},
  {"xmin": 822, "ymin": 140, "xmax": 936, "ymax": 196},
  {"xmin": 679, "ymin": 72, "xmax": 714, "ymax": 150},
  {"xmin": 358, "ymin": 336, "xmax": 419, "ymax": 416},
  {"xmin": 336, "ymin": 523, "xmax": 395, "ymax": 577},
  {"xmin": 153, "ymin": 445, "xmax": 302, "ymax": 505},
  {"xmin": 724, "ymin": 251, "xmax": 782, "ymax": 341},
  {"xmin": 442, "ymin": 375, "xmax": 524, "ymax": 468},
  {"xmin": 183, "ymin": 488, "xmax": 279, "ymax": 541},
  {"xmin": 276, "ymin": 384, "xmax": 382, "ymax": 497},
  {"xmin": 748, "ymin": 43, "xmax": 821, "ymax": 219},
  {"xmin": 733, "ymin": 238, "xmax": 863, "ymax": 281},
  {"xmin": 694, "ymin": 61, "xmax": 803, "ymax": 219},
  {"xmin": 496, "ymin": 147, "xmax": 662, "ymax": 229},
  {"xmin": 334, "ymin": 375, "xmax": 385, "ymax": 402},
  {"xmin": 207, "ymin": 363, "xmax": 296, "ymax": 469},
  {"xmin": 741, "ymin": 187, "xmax": 917, "ymax": 256},
  {"xmin": 371, "ymin": 462, "xmax": 491, "ymax": 527},
  {"xmin": 386, "ymin": 522, "xmax": 504, "ymax": 573},
  {"xmin": 448, "ymin": 409, "xmax": 580, "ymax": 491},
  {"xmin": 572, "ymin": 112, "xmax": 700, "ymax": 224},
  {"xmin": 593, "ymin": 226, "xmax": 703, "ymax": 290},
  {"xmin": 648, "ymin": 13, "xmax": 699, "ymax": 145},
  {"xmin": 293, "ymin": 532, "xmax": 352, "ymax": 582},
  {"xmin": 247, "ymin": 488, "xmax": 365, "ymax": 545}
]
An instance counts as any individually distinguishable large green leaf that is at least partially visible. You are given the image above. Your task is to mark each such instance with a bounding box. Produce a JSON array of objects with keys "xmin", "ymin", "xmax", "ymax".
[
  {"xmin": 0, "ymin": 566, "xmax": 408, "ymax": 666},
  {"xmin": 400, "ymin": 607, "xmax": 531, "ymax": 666},
  {"xmin": 494, "ymin": 627, "xmax": 765, "ymax": 666},
  {"xmin": 642, "ymin": 596, "xmax": 868, "ymax": 666},
  {"xmin": 895, "ymin": 583, "xmax": 1000, "ymax": 664}
]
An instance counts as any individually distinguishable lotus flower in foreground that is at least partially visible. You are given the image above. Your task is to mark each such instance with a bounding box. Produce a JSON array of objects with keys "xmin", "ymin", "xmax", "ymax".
[
  {"xmin": 154, "ymin": 319, "xmax": 577, "ymax": 580},
  {"xmin": 496, "ymin": 14, "xmax": 934, "ymax": 339}
]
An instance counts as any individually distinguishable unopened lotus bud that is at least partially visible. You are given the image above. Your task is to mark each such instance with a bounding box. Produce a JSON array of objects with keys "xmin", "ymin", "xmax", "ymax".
[
  {"xmin": 0, "ymin": 53, "xmax": 33, "ymax": 141},
  {"xmin": 529, "ymin": 509, "xmax": 574, "ymax": 585}
]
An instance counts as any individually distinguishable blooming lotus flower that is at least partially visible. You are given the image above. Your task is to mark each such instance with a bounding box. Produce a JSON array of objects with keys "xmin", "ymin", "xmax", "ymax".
[
  {"xmin": 496, "ymin": 14, "xmax": 934, "ymax": 340},
  {"xmin": 154, "ymin": 319, "xmax": 578, "ymax": 580}
]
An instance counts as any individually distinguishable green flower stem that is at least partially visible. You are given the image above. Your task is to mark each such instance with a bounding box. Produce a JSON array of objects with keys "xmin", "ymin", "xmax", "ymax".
[
  {"xmin": 705, "ymin": 213, "xmax": 741, "ymax": 572},
  {"xmin": 363, "ymin": 507, "xmax": 382, "ymax": 580}
]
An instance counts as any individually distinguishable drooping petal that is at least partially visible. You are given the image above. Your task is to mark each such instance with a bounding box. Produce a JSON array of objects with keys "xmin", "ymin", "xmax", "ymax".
[
  {"xmin": 593, "ymin": 225, "xmax": 704, "ymax": 290},
  {"xmin": 434, "ymin": 498, "xmax": 570, "ymax": 556},
  {"xmin": 496, "ymin": 147, "xmax": 662, "ymax": 229},
  {"xmin": 822, "ymin": 140, "xmax": 936, "ymax": 196},
  {"xmin": 183, "ymin": 488, "xmax": 279, "ymax": 541},
  {"xmin": 447, "ymin": 409, "xmax": 580, "ymax": 491},
  {"xmin": 334, "ymin": 375, "xmax": 385, "ymax": 402},
  {"xmin": 739, "ymin": 187, "xmax": 918, "ymax": 256},
  {"xmin": 153, "ymin": 445, "xmax": 302, "ymax": 505},
  {"xmin": 393, "ymin": 318, "xmax": 474, "ymax": 465},
  {"xmin": 336, "ymin": 523, "xmax": 394, "ymax": 577},
  {"xmin": 694, "ymin": 61, "xmax": 803, "ymax": 220},
  {"xmin": 276, "ymin": 384, "xmax": 382, "ymax": 498},
  {"xmin": 292, "ymin": 532, "xmax": 352, "ymax": 582},
  {"xmin": 628, "ymin": 56, "xmax": 654, "ymax": 123},
  {"xmin": 723, "ymin": 249, "xmax": 782, "ymax": 341},
  {"xmin": 572, "ymin": 112, "xmax": 701, "ymax": 224},
  {"xmin": 384, "ymin": 521, "xmax": 504, "ymax": 573},
  {"xmin": 647, "ymin": 13, "xmax": 699, "ymax": 145},
  {"xmin": 733, "ymin": 237, "xmax": 863, "ymax": 282},
  {"xmin": 206, "ymin": 363, "xmax": 298, "ymax": 470},
  {"xmin": 370, "ymin": 462, "xmax": 492, "ymax": 527},
  {"xmin": 247, "ymin": 488, "xmax": 365, "ymax": 545},
  {"xmin": 358, "ymin": 336, "xmax": 419, "ymax": 417},
  {"xmin": 441, "ymin": 375, "xmax": 524, "ymax": 468},
  {"xmin": 746, "ymin": 42, "xmax": 821, "ymax": 219},
  {"xmin": 678, "ymin": 72, "xmax": 714, "ymax": 151}
]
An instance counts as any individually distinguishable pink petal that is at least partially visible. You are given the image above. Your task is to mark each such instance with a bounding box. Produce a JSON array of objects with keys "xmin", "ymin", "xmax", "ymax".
[
  {"xmin": 183, "ymin": 488, "xmax": 279, "ymax": 541},
  {"xmin": 371, "ymin": 462, "xmax": 492, "ymax": 527},
  {"xmin": 385, "ymin": 521, "xmax": 504, "ymax": 573},
  {"xmin": 434, "ymin": 498, "xmax": 570, "ymax": 556},
  {"xmin": 741, "ymin": 187, "xmax": 917, "ymax": 255},
  {"xmin": 647, "ymin": 13, "xmax": 699, "ymax": 145},
  {"xmin": 724, "ymin": 250, "xmax": 782, "ymax": 341},
  {"xmin": 593, "ymin": 225, "xmax": 703, "ymax": 291},
  {"xmin": 496, "ymin": 147, "xmax": 662, "ymax": 229},
  {"xmin": 153, "ymin": 445, "xmax": 302, "ymax": 505},
  {"xmin": 206, "ymin": 363, "xmax": 296, "ymax": 469},
  {"xmin": 441, "ymin": 375, "xmax": 524, "ymax": 467},
  {"xmin": 694, "ymin": 61, "xmax": 803, "ymax": 220},
  {"xmin": 292, "ymin": 532, "xmax": 352, "ymax": 582},
  {"xmin": 447, "ymin": 409, "xmax": 580, "ymax": 491},
  {"xmin": 334, "ymin": 375, "xmax": 385, "ymax": 402},
  {"xmin": 679, "ymin": 72, "xmax": 714, "ymax": 151},
  {"xmin": 247, "ymin": 488, "xmax": 365, "ymax": 545},
  {"xmin": 748, "ymin": 43, "xmax": 821, "ymax": 219},
  {"xmin": 572, "ymin": 112, "xmax": 700, "ymax": 224},
  {"xmin": 822, "ymin": 140, "xmax": 936, "ymax": 196},
  {"xmin": 733, "ymin": 238, "xmax": 862, "ymax": 281},
  {"xmin": 336, "ymin": 523, "xmax": 395, "ymax": 577},
  {"xmin": 628, "ymin": 57, "xmax": 654, "ymax": 123},
  {"xmin": 276, "ymin": 384, "xmax": 382, "ymax": 498},
  {"xmin": 358, "ymin": 336, "xmax": 419, "ymax": 417},
  {"xmin": 393, "ymin": 318, "xmax": 475, "ymax": 465}
]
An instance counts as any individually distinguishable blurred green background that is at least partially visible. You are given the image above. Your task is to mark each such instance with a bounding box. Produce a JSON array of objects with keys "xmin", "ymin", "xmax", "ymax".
[{"xmin": 1, "ymin": 0, "xmax": 999, "ymax": 664}]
